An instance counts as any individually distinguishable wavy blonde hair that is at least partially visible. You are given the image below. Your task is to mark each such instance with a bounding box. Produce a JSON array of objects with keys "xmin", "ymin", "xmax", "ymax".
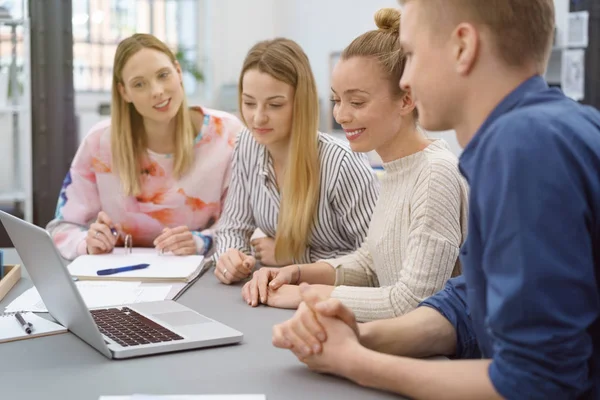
[
  {"xmin": 111, "ymin": 33, "xmax": 196, "ymax": 196},
  {"xmin": 238, "ymin": 38, "xmax": 320, "ymax": 262}
]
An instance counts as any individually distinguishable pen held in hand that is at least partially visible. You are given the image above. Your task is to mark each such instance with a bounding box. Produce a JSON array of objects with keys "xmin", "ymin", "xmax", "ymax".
[{"xmin": 96, "ymin": 263, "xmax": 150, "ymax": 276}]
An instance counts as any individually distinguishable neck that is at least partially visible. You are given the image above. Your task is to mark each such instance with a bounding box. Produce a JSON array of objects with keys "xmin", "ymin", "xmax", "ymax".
[
  {"xmin": 454, "ymin": 68, "xmax": 538, "ymax": 147},
  {"xmin": 144, "ymin": 117, "xmax": 176, "ymax": 154},
  {"xmin": 376, "ymin": 124, "xmax": 431, "ymax": 163},
  {"xmin": 266, "ymin": 139, "xmax": 291, "ymax": 170}
]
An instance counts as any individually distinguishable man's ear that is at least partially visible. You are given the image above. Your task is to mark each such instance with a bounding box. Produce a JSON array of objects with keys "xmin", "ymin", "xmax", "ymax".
[
  {"xmin": 399, "ymin": 90, "xmax": 416, "ymax": 116},
  {"xmin": 452, "ymin": 22, "xmax": 480, "ymax": 76},
  {"xmin": 118, "ymin": 82, "xmax": 131, "ymax": 103}
]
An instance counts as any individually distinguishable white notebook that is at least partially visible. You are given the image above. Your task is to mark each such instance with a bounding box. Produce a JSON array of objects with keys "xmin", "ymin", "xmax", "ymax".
[
  {"xmin": 67, "ymin": 248, "xmax": 204, "ymax": 283},
  {"xmin": 0, "ymin": 312, "xmax": 67, "ymax": 344}
]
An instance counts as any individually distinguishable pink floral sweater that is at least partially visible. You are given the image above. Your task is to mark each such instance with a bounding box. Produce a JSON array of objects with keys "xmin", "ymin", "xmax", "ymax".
[{"xmin": 46, "ymin": 106, "xmax": 243, "ymax": 260}]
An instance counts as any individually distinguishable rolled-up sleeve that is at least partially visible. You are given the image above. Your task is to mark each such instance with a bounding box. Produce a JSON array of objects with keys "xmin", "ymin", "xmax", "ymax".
[{"xmin": 420, "ymin": 276, "xmax": 481, "ymax": 359}]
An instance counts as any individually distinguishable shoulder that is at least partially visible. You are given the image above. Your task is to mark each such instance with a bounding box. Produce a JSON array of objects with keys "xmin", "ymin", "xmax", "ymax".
[
  {"xmin": 192, "ymin": 106, "xmax": 243, "ymax": 137},
  {"xmin": 317, "ymin": 132, "xmax": 371, "ymax": 170},
  {"xmin": 416, "ymin": 140, "xmax": 465, "ymax": 196},
  {"xmin": 79, "ymin": 119, "xmax": 112, "ymax": 152}
]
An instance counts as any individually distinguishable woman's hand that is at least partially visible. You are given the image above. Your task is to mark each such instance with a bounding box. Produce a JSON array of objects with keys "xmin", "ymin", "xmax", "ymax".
[
  {"xmin": 251, "ymin": 237, "xmax": 291, "ymax": 266},
  {"xmin": 154, "ymin": 226, "xmax": 197, "ymax": 256},
  {"xmin": 86, "ymin": 211, "xmax": 120, "ymax": 255},
  {"xmin": 241, "ymin": 265, "xmax": 300, "ymax": 306},
  {"xmin": 215, "ymin": 249, "xmax": 256, "ymax": 284}
]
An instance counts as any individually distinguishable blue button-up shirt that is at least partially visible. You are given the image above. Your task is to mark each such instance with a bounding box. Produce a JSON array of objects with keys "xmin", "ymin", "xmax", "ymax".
[{"xmin": 422, "ymin": 76, "xmax": 600, "ymax": 399}]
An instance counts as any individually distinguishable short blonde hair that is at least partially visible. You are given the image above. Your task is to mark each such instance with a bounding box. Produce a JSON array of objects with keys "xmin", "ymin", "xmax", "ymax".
[
  {"xmin": 238, "ymin": 38, "xmax": 321, "ymax": 262},
  {"xmin": 399, "ymin": 0, "xmax": 555, "ymax": 73},
  {"xmin": 111, "ymin": 33, "xmax": 196, "ymax": 196}
]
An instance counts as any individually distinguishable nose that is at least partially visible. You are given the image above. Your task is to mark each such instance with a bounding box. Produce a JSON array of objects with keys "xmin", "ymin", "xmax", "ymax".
[
  {"xmin": 334, "ymin": 102, "xmax": 351, "ymax": 126},
  {"xmin": 254, "ymin": 107, "xmax": 268, "ymax": 125},
  {"xmin": 399, "ymin": 70, "xmax": 410, "ymax": 93},
  {"xmin": 151, "ymin": 81, "xmax": 164, "ymax": 99}
]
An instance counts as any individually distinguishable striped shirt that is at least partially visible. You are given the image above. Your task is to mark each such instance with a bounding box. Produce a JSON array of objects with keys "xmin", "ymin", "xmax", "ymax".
[{"xmin": 213, "ymin": 129, "xmax": 380, "ymax": 264}]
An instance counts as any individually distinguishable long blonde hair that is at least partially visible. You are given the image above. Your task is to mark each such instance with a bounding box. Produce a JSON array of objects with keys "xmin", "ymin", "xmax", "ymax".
[
  {"xmin": 111, "ymin": 33, "xmax": 196, "ymax": 196},
  {"xmin": 238, "ymin": 38, "xmax": 320, "ymax": 262}
]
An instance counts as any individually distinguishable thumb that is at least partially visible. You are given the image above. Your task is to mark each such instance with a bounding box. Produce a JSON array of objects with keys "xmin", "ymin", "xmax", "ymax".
[
  {"xmin": 299, "ymin": 283, "xmax": 328, "ymax": 309},
  {"xmin": 241, "ymin": 253, "xmax": 256, "ymax": 270},
  {"xmin": 269, "ymin": 270, "xmax": 290, "ymax": 290},
  {"xmin": 315, "ymin": 298, "xmax": 357, "ymax": 328}
]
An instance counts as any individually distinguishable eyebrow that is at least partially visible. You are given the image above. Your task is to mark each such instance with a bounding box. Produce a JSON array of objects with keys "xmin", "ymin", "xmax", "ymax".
[
  {"xmin": 128, "ymin": 67, "xmax": 170, "ymax": 83},
  {"xmin": 330, "ymin": 88, "xmax": 370, "ymax": 95},
  {"xmin": 242, "ymin": 93, "xmax": 286, "ymax": 100}
]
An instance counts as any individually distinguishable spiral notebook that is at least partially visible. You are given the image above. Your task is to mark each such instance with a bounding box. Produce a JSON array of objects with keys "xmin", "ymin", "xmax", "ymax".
[{"xmin": 0, "ymin": 312, "xmax": 68, "ymax": 344}]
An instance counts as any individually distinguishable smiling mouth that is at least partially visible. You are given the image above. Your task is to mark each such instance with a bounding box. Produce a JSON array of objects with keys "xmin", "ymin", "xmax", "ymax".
[
  {"xmin": 153, "ymin": 99, "xmax": 171, "ymax": 109},
  {"xmin": 345, "ymin": 128, "xmax": 365, "ymax": 141}
]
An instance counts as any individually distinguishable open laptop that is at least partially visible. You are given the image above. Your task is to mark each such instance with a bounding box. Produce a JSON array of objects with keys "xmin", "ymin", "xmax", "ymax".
[{"xmin": 0, "ymin": 210, "xmax": 243, "ymax": 359}]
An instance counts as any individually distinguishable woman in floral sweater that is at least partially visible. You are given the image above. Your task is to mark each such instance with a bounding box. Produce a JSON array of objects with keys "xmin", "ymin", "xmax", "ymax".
[{"xmin": 47, "ymin": 33, "xmax": 242, "ymax": 260}]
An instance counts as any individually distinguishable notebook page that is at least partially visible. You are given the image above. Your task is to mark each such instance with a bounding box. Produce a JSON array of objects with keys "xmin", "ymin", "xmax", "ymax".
[
  {"xmin": 0, "ymin": 312, "xmax": 67, "ymax": 344},
  {"xmin": 67, "ymin": 248, "xmax": 203, "ymax": 281}
]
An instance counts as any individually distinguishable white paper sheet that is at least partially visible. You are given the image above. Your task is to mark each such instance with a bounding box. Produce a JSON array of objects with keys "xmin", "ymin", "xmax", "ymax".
[
  {"xmin": 67, "ymin": 248, "xmax": 204, "ymax": 281},
  {"xmin": 4, "ymin": 281, "xmax": 172, "ymax": 312}
]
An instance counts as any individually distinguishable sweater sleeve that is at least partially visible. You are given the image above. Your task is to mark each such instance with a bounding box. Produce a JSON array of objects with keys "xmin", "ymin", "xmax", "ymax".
[
  {"xmin": 331, "ymin": 159, "xmax": 468, "ymax": 322},
  {"xmin": 192, "ymin": 113, "xmax": 243, "ymax": 256},
  {"xmin": 46, "ymin": 125, "xmax": 106, "ymax": 261},
  {"xmin": 320, "ymin": 240, "xmax": 379, "ymax": 287},
  {"xmin": 212, "ymin": 131, "xmax": 256, "ymax": 262}
]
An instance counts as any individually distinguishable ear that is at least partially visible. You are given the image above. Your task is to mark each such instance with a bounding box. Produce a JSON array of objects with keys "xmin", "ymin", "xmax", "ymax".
[
  {"xmin": 174, "ymin": 60, "xmax": 183, "ymax": 82},
  {"xmin": 118, "ymin": 82, "xmax": 131, "ymax": 103},
  {"xmin": 452, "ymin": 22, "xmax": 479, "ymax": 76},
  {"xmin": 398, "ymin": 90, "xmax": 416, "ymax": 117}
]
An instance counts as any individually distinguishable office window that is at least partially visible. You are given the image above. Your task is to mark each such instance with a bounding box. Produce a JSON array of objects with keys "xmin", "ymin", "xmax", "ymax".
[
  {"xmin": 72, "ymin": 0, "xmax": 199, "ymax": 93},
  {"xmin": 0, "ymin": 0, "xmax": 27, "ymax": 90}
]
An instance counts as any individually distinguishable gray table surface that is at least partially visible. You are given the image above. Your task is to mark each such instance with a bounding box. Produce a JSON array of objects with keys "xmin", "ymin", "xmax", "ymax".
[{"xmin": 0, "ymin": 248, "xmax": 401, "ymax": 400}]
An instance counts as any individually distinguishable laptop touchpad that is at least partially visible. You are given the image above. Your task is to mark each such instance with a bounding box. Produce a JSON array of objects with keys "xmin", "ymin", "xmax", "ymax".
[{"xmin": 154, "ymin": 311, "xmax": 212, "ymax": 326}]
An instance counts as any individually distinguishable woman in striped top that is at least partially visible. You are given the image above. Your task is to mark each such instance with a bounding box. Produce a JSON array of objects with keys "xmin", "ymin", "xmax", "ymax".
[
  {"xmin": 243, "ymin": 9, "xmax": 469, "ymax": 322},
  {"xmin": 213, "ymin": 38, "xmax": 379, "ymax": 285}
]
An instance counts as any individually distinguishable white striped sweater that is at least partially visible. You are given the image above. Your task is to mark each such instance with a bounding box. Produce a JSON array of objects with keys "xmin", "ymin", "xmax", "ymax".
[{"xmin": 213, "ymin": 129, "xmax": 380, "ymax": 264}]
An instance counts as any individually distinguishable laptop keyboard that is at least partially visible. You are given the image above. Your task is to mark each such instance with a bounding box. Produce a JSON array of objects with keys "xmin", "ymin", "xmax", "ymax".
[{"xmin": 90, "ymin": 307, "xmax": 184, "ymax": 347}]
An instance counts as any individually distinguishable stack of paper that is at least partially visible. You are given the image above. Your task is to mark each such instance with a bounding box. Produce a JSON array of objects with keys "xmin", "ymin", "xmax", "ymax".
[
  {"xmin": 68, "ymin": 248, "xmax": 204, "ymax": 283},
  {"xmin": 4, "ymin": 281, "xmax": 173, "ymax": 313}
]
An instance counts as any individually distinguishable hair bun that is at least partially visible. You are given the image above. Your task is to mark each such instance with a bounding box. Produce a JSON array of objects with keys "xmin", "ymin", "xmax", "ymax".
[{"xmin": 374, "ymin": 8, "xmax": 401, "ymax": 34}]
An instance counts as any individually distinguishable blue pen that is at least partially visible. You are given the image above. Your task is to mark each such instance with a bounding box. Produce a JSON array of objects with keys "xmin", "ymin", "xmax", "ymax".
[{"xmin": 96, "ymin": 263, "xmax": 150, "ymax": 276}]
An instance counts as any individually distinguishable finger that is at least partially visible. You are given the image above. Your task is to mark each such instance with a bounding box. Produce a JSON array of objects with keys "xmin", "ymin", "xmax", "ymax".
[
  {"xmin": 298, "ymin": 302, "xmax": 327, "ymax": 344},
  {"xmin": 299, "ymin": 283, "xmax": 329, "ymax": 309},
  {"xmin": 241, "ymin": 282, "xmax": 251, "ymax": 304},
  {"xmin": 86, "ymin": 236, "xmax": 109, "ymax": 252},
  {"xmin": 242, "ymin": 255, "xmax": 256, "ymax": 272},
  {"xmin": 96, "ymin": 211, "xmax": 113, "ymax": 226},
  {"xmin": 171, "ymin": 240, "xmax": 197, "ymax": 256},
  {"xmin": 292, "ymin": 309, "xmax": 322, "ymax": 354},
  {"xmin": 249, "ymin": 272, "xmax": 261, "ymax": 306},
  {"xmin": 214, "ymin": 262, "xmax": 232, "ymax": 284},
  {"xmin": 272, "ymin": 324, "xmax": 292, "ymax": 349},
  {"xmin": 163, "ymin": 233, "xmax": 193, "ymax": 252},
  {"xmin": 269, "ymin": 269, "xmax": 291, "ymax": 290},
  {"xmin": 281, "ymin": 323, "xmax": 312, "ymax": 358},
  {"xmin": 222, "ymin": 253, "xmax": 249, "ymax": 281},
  {"xmin": 315, "ymin": 298, "xmax": 358, "ymax": 330},
  {"xmin": 250, "ymin": 237, "xmax": 263, "ymax": 247},
  {"xmin": 89, "ymin": 224, "xmax": 114, "ymax": 250},
  {"xmin": 257, "ymin": 270, "xmax": 271, "ymax": 304}
]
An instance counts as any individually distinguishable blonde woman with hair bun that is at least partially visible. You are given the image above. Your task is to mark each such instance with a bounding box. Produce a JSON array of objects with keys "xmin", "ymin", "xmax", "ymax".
[
  {"xmin": 47, "ymin": 33, "xmax": 243, "ymax": 260},
  {"xmin": 213, "ymin": 37, "xmax": 379, "ymax": 286},
  {"xmin": 247, "ymin": 8, "xmax": 469, "ymax": 322}
]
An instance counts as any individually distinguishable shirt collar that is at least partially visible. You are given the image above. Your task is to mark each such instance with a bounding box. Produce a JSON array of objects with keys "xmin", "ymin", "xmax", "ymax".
[{"xmin": 459, "ymin": 75, "xmax": 549, "ymax": 180}]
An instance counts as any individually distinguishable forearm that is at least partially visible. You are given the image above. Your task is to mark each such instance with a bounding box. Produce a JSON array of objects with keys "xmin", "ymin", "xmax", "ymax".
[
  {"xmin": 296, "ymin": 262, "xmax": 336, "ymax": 285},
  {"xmin": 344, "ymin": 349, "xmax": 500, "ymax": 400},
  {"xmin": 359, "ymin": 306, "xmax": 457, "ymax": 358},
  {"xmin": 46, "ymin": 219, "xmax": 89, "ymax": 261}
]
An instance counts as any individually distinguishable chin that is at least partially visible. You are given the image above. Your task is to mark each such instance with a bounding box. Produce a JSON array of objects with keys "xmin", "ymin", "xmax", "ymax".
[{"xmin": 348, "ymin": 141, "xmax": 373, "ymax": 154}]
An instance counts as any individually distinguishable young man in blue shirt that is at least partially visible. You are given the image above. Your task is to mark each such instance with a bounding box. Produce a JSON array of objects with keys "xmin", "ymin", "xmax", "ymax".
[{"xmin": 272, "ymin": 0, "xmax": 600, "ymax": 399}]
